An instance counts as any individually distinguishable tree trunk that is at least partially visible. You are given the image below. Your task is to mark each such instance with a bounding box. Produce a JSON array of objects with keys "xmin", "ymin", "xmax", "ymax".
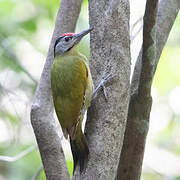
[
  {"xmin": 74, "ymin": 0, "xmax": 131, "ymax": 179},
  {"xmin": 116, "ymin": 0, "xmax": 180, "ymax": 179},
  {"xmin": 30, "ymin": 0, "xmax": 82, "ymax": 179}
]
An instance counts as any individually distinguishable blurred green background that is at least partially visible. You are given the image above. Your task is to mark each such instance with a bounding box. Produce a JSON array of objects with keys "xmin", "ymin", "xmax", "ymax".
[{"xmin": 0, "ymin": 0, "xmax": 179, "ymax": 179}]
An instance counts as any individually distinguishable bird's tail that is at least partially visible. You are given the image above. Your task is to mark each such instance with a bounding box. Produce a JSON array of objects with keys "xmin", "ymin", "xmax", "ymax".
[{"xmin": 70, "ymin": 124, "xmax": 89, "ymax": 174}]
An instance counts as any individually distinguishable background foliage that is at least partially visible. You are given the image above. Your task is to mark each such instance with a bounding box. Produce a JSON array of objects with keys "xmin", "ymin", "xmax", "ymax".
[{"xmin": 0, "ymin": 0, "xmax": 179, "ymax": 179}]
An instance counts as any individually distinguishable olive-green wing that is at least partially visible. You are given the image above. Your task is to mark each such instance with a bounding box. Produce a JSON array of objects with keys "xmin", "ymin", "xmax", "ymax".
[{"xmin": 51, "ymin": 57, "xmax": 88, "ymax": 139}]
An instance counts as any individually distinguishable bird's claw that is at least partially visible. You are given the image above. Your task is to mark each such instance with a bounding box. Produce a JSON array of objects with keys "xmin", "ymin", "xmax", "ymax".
[{"xmin": 93, "ymin": 74, "xmax": 116, "ymax": 101}]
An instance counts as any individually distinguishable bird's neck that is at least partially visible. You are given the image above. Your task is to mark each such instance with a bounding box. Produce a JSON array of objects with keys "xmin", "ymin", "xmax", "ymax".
[{"xmin": 62, "ymin": 45, "xmax": 79, "ymax": 57}]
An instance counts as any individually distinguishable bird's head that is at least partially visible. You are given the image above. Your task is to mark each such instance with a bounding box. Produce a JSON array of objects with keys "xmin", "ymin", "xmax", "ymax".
[{"xmin": 54, "ymin": 27, "xmax": 93, "ymax": 56}]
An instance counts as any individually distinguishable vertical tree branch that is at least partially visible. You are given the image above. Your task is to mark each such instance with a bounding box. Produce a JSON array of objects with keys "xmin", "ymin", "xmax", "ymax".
[
  {"xmin": 138, "ymin": 0, "xmax": 158, "ymax": 96},
  {"xmin": 30, "ymin": 0, "xmax": 82, "ymax": 179},
  {"xmin": 116, "ymin": 0, "xmax": 180, "ymax": 179},
  {"xmin": 73, "ymin": 0, "xmax": 131, "ymax": 179},
  {"xmin": 155, "ymin": 0, "xmax": 180, "ymax": 71},
  {"xmin": 117, "ymin": 0, "xmax": 159, "ymax": 179},
  {"xmin": 131, "ymin": 0, "xmax": 180, "ymax": 95}
]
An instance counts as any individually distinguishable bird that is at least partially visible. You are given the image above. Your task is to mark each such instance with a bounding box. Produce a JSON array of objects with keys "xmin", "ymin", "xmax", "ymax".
[{"xmin": 51, "ymin": 28, "xmax": 94, "ymax": 173}]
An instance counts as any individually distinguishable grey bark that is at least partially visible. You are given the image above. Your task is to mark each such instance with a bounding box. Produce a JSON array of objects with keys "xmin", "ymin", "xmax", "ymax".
[
  {"xmin": 131, "ymin": 0, "xmax": 180, "ymax": 94},
  {"xmin": 116, "ymin": 0, "xmax": 180, "ymax": 180},
  {"xmin": 30, "ymin": 0, "xmax": 82, "ymax": 179},
  {"xmin": 30, "ymin": 0, "xmax": 179, "ymax": 179},
  {"xmin": 73, "ymin": 0, "xmax": 131, "ymax": 179}
]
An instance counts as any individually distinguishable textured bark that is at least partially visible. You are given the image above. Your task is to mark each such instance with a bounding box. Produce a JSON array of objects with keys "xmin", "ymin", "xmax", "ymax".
[
  {"xmin": 30, "ymin": 0, "xmax": 82, "ymax": 179},
  {"xmin": 131, "ymin": 0, "xmax": 180, "ymax": 94},
  {"xmin": 155, "ymin": 0, "xmax": 180, "ymax": 70},
  {"xmin": 116, "ymin": 0, "xmax": 180, "ymax": 180},
  {"xmin": 73, "ymin": 0, "xmax": 131, "ymax": 179}
]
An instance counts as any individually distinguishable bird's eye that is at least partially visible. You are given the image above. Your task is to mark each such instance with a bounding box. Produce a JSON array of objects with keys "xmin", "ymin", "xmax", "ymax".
[{"xmin": 64, "ymin": 36, "xmax": 72, "ymax": 42}]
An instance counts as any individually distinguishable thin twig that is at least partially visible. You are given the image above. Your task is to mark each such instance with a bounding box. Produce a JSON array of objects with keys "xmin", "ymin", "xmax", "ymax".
[
  {"xmin": 31, "ymin": 165, "xmax": 43, "ymax": 180},
  {"xmin": 130, "ymin": 17, "xmax": 143, "ymax": 42},
  {"xmin": 131, "ymin": 17, "xmax": 143, "ymax": 35},
  {"xmin": 144, "ymin": 164, "xmax": 164, "ymax": 178},
  {"xmin": 0, "ymin": 145, "xmax": 37, "ymax": 162},
  {"xmin": 0, "ymin": 82, "xmax": 22, "ymax": 124},
  {"xmin": 131, "ymin": 25, "xmax": 143, "ymax": 42},
  {"xmin": 0, "ymin": 37, "xmax": 38, "ymax": 84},
  {"xmin": 0, "ymin": 83, "xmax": 28, "ymax": 104}
]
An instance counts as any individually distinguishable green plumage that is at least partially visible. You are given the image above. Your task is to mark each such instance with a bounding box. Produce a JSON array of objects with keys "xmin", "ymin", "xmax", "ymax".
[{"xmin": 51, "ymin": 47, "xmax": 93, "ymax": 173}]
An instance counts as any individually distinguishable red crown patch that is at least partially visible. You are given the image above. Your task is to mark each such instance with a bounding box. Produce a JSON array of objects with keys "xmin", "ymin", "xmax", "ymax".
[{"xmin": 61, "ymin": 33, "xmax": 74, "ymax": 36}]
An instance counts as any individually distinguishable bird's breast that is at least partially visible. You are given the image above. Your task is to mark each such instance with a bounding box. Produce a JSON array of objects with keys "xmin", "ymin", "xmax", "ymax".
[{"xmin": 51, "ymin": 55, "xmax": 87, "ymax": 98}]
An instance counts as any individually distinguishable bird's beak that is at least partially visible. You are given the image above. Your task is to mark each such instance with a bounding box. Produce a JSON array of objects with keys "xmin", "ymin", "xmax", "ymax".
[{"xmin": 74, "ymin": 27, "xmax": 93, "ymax": 44}]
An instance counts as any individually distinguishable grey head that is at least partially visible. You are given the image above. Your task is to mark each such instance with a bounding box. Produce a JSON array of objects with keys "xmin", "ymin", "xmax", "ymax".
[{"xmin": 54, "ymin": 27, "xmax": 93, "ymax": 57}]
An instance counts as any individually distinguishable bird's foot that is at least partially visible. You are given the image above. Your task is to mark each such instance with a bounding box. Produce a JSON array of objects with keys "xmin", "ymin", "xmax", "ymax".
[{"xmin": 93, "ymin": 74, "xmax": 116, "ymax": 101}]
